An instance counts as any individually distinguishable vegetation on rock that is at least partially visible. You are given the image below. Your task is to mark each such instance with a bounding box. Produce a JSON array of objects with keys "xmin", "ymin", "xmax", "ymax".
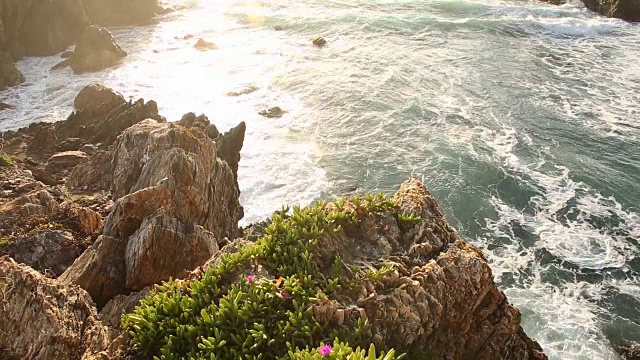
[
  {"xmin": 0, "ymin": 154, "xmax": 14, "ymax": 167},
  {"xmin": 122, "ymin": 194, "xmax": 406, "ymax": 359}
]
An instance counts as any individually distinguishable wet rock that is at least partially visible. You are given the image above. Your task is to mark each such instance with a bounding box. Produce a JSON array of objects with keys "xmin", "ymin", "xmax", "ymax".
[
  {"xmin": 83, "ymin": 0, "xmax": 163, "ymax": 26},
  {"xmin": 259, "ymin": 106, "xmax": 286, "ymax": 118},
  {"xmin": 312, "ymin": 36, "xmax": 327, "ymax": 46},
  {"xmin": 10, "ymin": 230, "xmax": 83, "ymax": 276},
  {"xmin": 273, "ymin": 24, "xmax": 284, "ymax": 31},
  {"xmin": 0, "ymin": 51, "xmax": 24, "ymax": 91},
  {"xmin": 216, "ymin": 121, "xmax": 247, "ymax": 187},
  {"xmin": 45, "ymin": 150, "xmax": 89, "ymax": 172},
  {"xmin": 0, "ymin": 102, "xmax": 16, "ymax": 111},
  {"xmin": 69, "ymin": 26, "xmax": 128, "ymax": 74},
  {"xmin": 194, "ymin": 38, "xmax": 218, "ymax": 51},
  {"xmin": 125, "ymin": 209, "xmax": 219, "ymax": 290},
  {"xmin": 581, "ymin": 0, "xmax": 640, "ymax": 21},
  {"xmin": 225, "ymin": 85, "xmax": 259, "ymax": 97},
  {"xmin": 61, "ymin": 50, "xmax": 75, "ymax": 58},
  {"xmin": 74, "ymin": 83, "xmax": 125, "ymax": 112},
  {"xmin": 68, "ymin": 150, "xmax": 114, "ymax": 193},
  {"xmin": 0, "ymin": 257, "xmax": 110, "ymax": 359},
  {"xmin": 176, "ymin": 34, "xmax": 195, "ymax": 40}
]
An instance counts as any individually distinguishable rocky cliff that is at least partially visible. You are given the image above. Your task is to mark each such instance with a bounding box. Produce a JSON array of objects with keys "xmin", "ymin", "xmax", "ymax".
[
  {"xmin": 0, "ymin": 85, "xmax": 546, "ymax": 359},
  {"xmin": 581, "ymin": 0, "xmax": 640, "ymax": 21}
]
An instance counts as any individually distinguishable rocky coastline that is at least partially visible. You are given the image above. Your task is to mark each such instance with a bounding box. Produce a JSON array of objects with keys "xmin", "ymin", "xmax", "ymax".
[{"xmin": 0, "ymin": 84, "xmax": 548, "ymax": 359}]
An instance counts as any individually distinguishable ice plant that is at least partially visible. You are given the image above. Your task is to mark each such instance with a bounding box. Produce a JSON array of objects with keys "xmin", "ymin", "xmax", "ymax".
[
  {"xmin": 246, "ymin": 275, "xmax": 255, "ymax": 282},
  {"xmin": 319, "ymin": 344, "xmax": 332, "ymax": 357},
  {"xmin": 282, "ymin": 292, "xmax": 290, "ymax": 299}
]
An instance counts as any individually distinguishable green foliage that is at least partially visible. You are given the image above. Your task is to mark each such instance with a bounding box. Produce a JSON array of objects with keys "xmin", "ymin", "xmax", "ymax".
[
  {"xmin": 395, "ymin": 213, "xmax": 421, "ymax": 230},
  {"xmin": 123, "ymin": 194, "xmax": 404, "ymax": 360},
  {"xmin": 289, "ymin": 340, "xmax": 405, "ymax": 359},
  {"xmin": 0, "ymin": 154, "xmax": 13, "ymax": 167},
  {"xmin": 0, "ymin": 238, "xmax": 9, "ymax": 248}
]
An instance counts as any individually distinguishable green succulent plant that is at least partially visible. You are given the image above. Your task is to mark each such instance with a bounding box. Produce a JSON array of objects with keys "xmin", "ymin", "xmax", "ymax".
[{"xmin": 122, "ymin": 193, "xmax": 408, "ymax": 360}]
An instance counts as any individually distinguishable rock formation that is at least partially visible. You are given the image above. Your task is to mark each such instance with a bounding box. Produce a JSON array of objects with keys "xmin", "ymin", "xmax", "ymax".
[
  {"xmin": 581, "ymin": 0, "xmax": 640, "ymax": 21},
  {"xmin": 82, "ymin": 0, "xmax": 163, "ymax": 26},
  {"xmin": 52, "ymin": 26, "xmax": 127, "ymax": 74},
  {"xmin": 0, "ymin": 85, "xmax": 546, "ymax": 360},
  {"xmin": 0, "ymin": 51, "xmax": 24, "ymax": 90}
]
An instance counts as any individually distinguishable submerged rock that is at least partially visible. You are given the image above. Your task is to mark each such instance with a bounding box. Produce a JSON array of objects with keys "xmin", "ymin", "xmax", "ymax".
[
  {"xmin": 0, "ymin": 102, "xmax": 16, "ymax": 111},
  {"xmin": 194, "ymin": 38, "xmax": 218, "ymax": 51},
  {"xmin": 259, "ymin": 106, "xmax": 286, "ymax": 118},
  {"xmin": 313, "ymin": 35, "xmax": 328, "ymax": 46}
]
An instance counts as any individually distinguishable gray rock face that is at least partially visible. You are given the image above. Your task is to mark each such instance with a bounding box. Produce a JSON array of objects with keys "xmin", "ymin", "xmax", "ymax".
[
  {"xmin": 10, "ymin": 230, "xmax": 81, "ymax": 276},
  {"xmin": 125, "ymin": 209, "xmax": 219, "ymax": 290}
]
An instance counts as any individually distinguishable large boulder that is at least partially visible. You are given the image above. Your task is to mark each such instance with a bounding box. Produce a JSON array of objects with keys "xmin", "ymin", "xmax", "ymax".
[
  {"xmin": 68, "ymin": 150, "xmax": 115, "ymax": 193},
  {"xmin": 125, "ymin": 209, "xmax": 219, "ymax": 290},
  {"xmin": 74, "ymin": 83, "xmax": 125, "ymax": 112},
  {"xmin": 64, "ymin": 26, "xmax": 127, "ymax": 74},
  {"xmin": 45, "ymin": 150, "xmax": 89, "ymax": 172},
  {"xmin": 581, "ymin": 0, "xmax": 640, "ymax": 21},
  {"xmin": 0, "ymin": 189, "xmax": 60, "ymax": 223},
  {"xmin": 82, "ymin": 0, "xmax": 162, "ymax": 26},
  {"xmin": 0, "ymin": 51, "xmax": 24, "ymax": 90},
  {"xmin": 0, "ymin": 256, "xmax": 110, "ymax": 359}
]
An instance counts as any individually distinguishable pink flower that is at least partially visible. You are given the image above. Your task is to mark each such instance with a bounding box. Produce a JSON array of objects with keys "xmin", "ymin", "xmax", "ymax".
[
  {"xmin": 319, "ymin": 344, "xmax": 332, "ymax": 357},
  {"xmin": 282, "ymin": 292, "xmax": 290, "ymax": 299},
  {"xmin": 247, "ymin": 275, "xmax": 255, "ymax": 282}
]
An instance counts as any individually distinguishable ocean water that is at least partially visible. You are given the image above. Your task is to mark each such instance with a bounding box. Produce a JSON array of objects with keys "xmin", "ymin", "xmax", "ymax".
[{"xmin": 1, "ymin": 0, "xmax": 639, "ymax": 358}]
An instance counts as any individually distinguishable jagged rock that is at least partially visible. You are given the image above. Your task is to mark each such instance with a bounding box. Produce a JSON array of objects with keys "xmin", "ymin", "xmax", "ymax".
[
  {"xmin": 125, "ymin": 209, "xmax": 219, "ymax": 290},
  {"xmin": 100, "ymin": 288, "xmax": 152, "ymax": 328},
  {"xmin": 0, "ymin": 257, "xmax": 110, "ymax": 359},
  {"xmin": 78, "ymin": 207, "xmax": 102, "ymax": 235},
  {"xmin": 66, "ymin": 26, "xmax": 127, "ymax": 74},
  {"xmin": 45, "ymin": 150, "xmax": 89, "ymax": 172},
  {"xmin": 259, "ymin": 106, "xmax": 286, "ymax": 118},
  {"xmin": 194, "ymin": 38, "xmax": 218, "ymax": 50},
  {"xmin": 74, "ymin": 84, "xmax": 125, "ymax": 112},
  {"xmin": 61, "ymin": 50, "xmax": 74, "ymax": 58},
  {"xmin": 102, "ymin": 185, "xmax": 172, "ymax": 239},
  {"xmin": 0, "ymin": 189, "xmax": 59, "ymax": 222},
  {"xmin": 68, "ymin": 150, "xmax": 114, "ymax": 192},
  {"xmin": 0, "ymin": 0, "xmax": 90, "ymax": 58},
  {"xmin": 9, "ymin": 230, "xmax": 83, "ymax": 276},
  {"xmin": 0, "ymin": 51, "xmax": 24, "ymax": 90},
  {"xmin": 110, "ymin": 120, "xmax": 242, "ymax": 240},
  {"xmin": 177, "ymin": 112, "xmax": 210, "ymax": 129},
  {"xmin": 83, "ymin": 0, "xmax": 162, "ymax": 26},
  {"xmin": 312, "ymin": 36, "xmax": 327, "ymax": 46},
  {"xmin": 59, "ymin": 235, "xmax": 127, "ymax": 308},
  {"xmin": 581, "ymin": 0, "xmax": 640, "ymax": 21}
]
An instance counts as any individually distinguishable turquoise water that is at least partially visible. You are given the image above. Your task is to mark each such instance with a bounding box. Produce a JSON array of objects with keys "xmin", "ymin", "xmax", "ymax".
[{"xmin": 1, "ymin": 0, "xmax": 639, "ymax": 358}]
